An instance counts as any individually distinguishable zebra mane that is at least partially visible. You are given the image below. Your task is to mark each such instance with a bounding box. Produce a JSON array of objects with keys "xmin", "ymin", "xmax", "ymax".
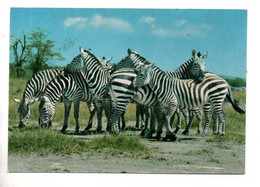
[
  {"xmin": 22, "ymin": 69, "xmax": 63, "ymax": 102},
  {"xmin": 84, "ymin": 49, "xmax": 103, "ymax": 66},
  {"xmin": 111, "ymin": 51, "xmax": 151, "ymax": 73}
]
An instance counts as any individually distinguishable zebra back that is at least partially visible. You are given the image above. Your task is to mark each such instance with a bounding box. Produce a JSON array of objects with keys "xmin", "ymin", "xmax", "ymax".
[{"xmin": 111, "ymin": 49, "xmax": 151, "ymax": 73}]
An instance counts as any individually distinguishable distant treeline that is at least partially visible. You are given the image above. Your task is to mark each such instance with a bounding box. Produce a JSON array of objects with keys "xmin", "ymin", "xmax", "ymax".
[
  {"xmin": 10, "ymin": 64, "xmax": 246, "ymax": 88},
  {"xmin": 223, "ymin": 77, "xmax": 246, "ymax": 88},
  {"xmin": 9, "ymin": 63, "xmax": 64, "ymax": 79}
]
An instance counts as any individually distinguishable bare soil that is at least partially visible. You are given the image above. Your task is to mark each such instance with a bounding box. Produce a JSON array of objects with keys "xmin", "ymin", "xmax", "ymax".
[{"xmin": 8, "ymin": 121, "xmax": 245, "ymax": 174}]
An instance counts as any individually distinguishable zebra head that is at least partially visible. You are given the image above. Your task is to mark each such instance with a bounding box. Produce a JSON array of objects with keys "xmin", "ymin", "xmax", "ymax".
[
  {"xmin": 190, "ymin": 49, "xmax": 210, "ymax": 83},
  {"xmin": 135, "ymin": 64, "xmax": 155, "ymax": 88},
  {"xmin": 99, "ymin": 56, "xmax": 113, "ymax": 73},
  {"xmin": 39, "ymin": 96, "xmax": 55, "ymax": 128},
  {"xmin": 13, "ymin": 98, "xmax": 31, "ymax": 128},
  {"xmin": 126, "ymin": 49, "xmax": 151, "ymax": 69}
]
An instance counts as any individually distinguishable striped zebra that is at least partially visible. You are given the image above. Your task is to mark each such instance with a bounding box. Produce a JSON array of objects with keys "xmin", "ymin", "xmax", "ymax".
[
  {"xmin": 13, "ymin": 69, "xmax": 63, "ymax": 128},
  {"xmin": 108, "ymin": 49, "xmax": 208, "ymax": 136},
  {"xmin": 14, "ymin": 56, "xmax": 112, "ymax": 133},
  {"xmin": 63, "ymin": 48, "xmax": 115, "ymax": 131},
  {"xmin": 135, "ymin": 63, "xmax": 245, "ymax": 140},
  {"xmin": 64, "ymin": 48, "xmax": 153, "ymax": 132},
  {"xmin": 39, "ymin": 71, "xmax": 96, "ymax": 133}
]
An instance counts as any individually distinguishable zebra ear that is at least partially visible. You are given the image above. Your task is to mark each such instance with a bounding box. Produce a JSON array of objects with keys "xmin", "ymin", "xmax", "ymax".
[
  {"xmin": 80, "ymin": 47, "xmax": 85, "ymax": 55},
  {"xmin": 13, "ymin": 98, "xmax": 21, "ymax": 104},
  {"xmin": 106, "ymin": 57, "xmax": 113, "ymax": 63},
  {"xmin": 127, "ymin": 48, "xmax": 132, "ymax": 55},
  {"xmin": 202, "ymin": 50, "xmax": 210, "ymax": 59},
  {"xmin": 192, "ymin": 49, "xmax": 197, "ymax": 58}
]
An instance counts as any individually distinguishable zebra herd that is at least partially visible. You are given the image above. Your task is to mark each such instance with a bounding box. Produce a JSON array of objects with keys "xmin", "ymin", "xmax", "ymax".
[{"xmin": 14, "ymin": 47, "xmax": 245, "ymax": 141}]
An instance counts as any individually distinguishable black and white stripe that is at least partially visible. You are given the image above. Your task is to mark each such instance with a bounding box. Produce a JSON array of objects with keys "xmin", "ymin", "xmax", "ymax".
[
  {"xmin": 39, "ymin": 71, "xmax": 96, "ymax": 133},
  {"xmin": 108, "ymin": 49, "xmax": 208, "ymax": 136},
  {"xmin": 13, "ymin": 69, "xmax": 63, "ymax": 128},
  {"xmin": 136, "ymin": 64, "xmax": 245, "ymax": 139}
]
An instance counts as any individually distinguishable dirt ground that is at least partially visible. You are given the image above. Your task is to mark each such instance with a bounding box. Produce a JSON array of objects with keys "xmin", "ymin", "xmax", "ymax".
[{"xmin": 8, "ymin": 121, "xmax": 245, "ymax": 174}]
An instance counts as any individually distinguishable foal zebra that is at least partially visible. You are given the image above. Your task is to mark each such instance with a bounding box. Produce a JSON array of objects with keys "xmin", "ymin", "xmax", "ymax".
[
  {"xmin": 108, "ymin": 49, "xmax": 208, "ymax": 136},
  {"xmin": 135, "ymin": 63, "xmax": 245, "ymax": 139}
]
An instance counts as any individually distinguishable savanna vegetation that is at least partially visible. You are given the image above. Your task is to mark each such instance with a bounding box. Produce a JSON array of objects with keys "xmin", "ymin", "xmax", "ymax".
[{"xmin": 9, "ymin": 76, "xmax": 246, "ymax": 157}]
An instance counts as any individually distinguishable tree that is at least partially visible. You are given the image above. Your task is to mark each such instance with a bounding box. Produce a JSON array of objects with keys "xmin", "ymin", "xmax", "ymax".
[
  {"xmin": 10, "ymin": 31, "xmax": 29, "ymax": 77},
  {"xmin": 27, "ymin": 28, "xmax": 65, "ymax": 73}
]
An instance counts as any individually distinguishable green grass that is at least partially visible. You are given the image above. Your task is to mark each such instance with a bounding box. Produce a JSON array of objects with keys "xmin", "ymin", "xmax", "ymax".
[
  {"xmin": 86, "ymin": 135, "xmax": 151, "ymax": 158},
  {"xmin": 9, "ymin": 126, "xmax": 151, "ymax": 158}
]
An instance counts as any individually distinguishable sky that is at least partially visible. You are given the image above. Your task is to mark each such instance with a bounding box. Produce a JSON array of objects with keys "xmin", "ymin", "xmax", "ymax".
[{"xmin": 10, "ymin": 8, "xmax": 247, "ymax": 78}]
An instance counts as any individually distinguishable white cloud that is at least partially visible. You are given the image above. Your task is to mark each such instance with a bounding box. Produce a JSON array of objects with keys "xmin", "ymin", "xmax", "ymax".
[
  {"xmin": 174, "ymin": 19, "xmax": 187, "ymax": 27},
  {"xmin": 142, "ymin": 18, "xmax": 214, "ymax": 38},
  {"xmin": 91, "ymin": 14, "xmax": 132, "ymax": 31},
  {"xmin": 64, "ymin": 14, "xmax": 133, "ymax": 32},
  {"xmin": 64, "ymin": 17, "xmax": 88, "ymax": 27},
  {"xmin": 140, "ymin": 16, "xmax": 155, "ymax": 24}
]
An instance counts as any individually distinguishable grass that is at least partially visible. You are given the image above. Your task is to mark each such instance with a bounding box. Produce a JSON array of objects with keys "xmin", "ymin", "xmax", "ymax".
[
  {"xmin": 9, "ymin": 126, "xmax": 151, "ymax": 158},
  {"xmin": 8, "ymin": 77, "xmax": 246, "ymax": 158}
]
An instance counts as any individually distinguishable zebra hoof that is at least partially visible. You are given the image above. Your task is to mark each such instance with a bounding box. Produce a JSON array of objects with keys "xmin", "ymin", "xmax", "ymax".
[
  {"xmin": 164, "ymin": 133, "xmax": 177, "ymax": 141},
  {"xmin": 182, "ymin": 130, "xmax": 189, "ymax": 136},
  {"xmin": 140, "ymin": 129, "xmax": 146, "ymax": 137},
  {"xmin": 85, "ymin": 124, "xmax": 92, "ymax": 131},
  {"xmin": 18, "ymin": 122, "xmax": 26, "ymax": 128},
  {"xmin": 60, "ymin": 129, "xmax": 66, "ymax": 134},
  {"xmin": 145, "ymin": 131, "xmax": 153, "ymax": 139},
  {"xmin": 174, "ymin": 127, "xmax": 180, "ymax": 134},
  {"xmin": 156, "ymin": 136, "xmax": 164, "ymax": 141},
  {"xmin": 201, "ymin": 132, "xmax": 208, "ymax": 137}
]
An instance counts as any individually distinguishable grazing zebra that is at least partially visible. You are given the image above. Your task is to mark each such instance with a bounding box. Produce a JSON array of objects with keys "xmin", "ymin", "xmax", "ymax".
[
  {"xmin": 13, "ymin": 69, "xmax": 63, "ymax": 128},
  {"xmin": 39, "ymin": 71, "xmax": 95, "ymax": 132},
  {"xmin": 14, "ymin": 56, "xmax": 112, "ymax": 133},
  {"xmin": 108, "ymin": 49, "xmax": 208, "ymax": 136},
  {"xmin": 135, "ymin": 63, "xmax": 245, "ymax": 140}
]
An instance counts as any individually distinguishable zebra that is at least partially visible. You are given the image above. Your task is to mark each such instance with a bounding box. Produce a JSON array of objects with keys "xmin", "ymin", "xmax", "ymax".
[
  {"xmin": 39, "ymin": 71, "xmax": 96, "ymax": 132},
  {"xmin": 63, "ymin": 48, "xmax": 153, "ymax": 133},
  {"xmin": 108, "ymin": 49, "xmax": 208, "ymax": 136},
  {"xmin": 63, "ymin": 48, "xmax": 117, "ymax": 132},
  {"xmin": 13, "ymin": 69, "xmax": 63, "ymax": 128},
  {"xmin": 135, "ymin": 63, "xmax": 245, "ymax": 140},
  {"xmin": 13, "ymin": 56, "xmax": 112, "ymax": 134}
]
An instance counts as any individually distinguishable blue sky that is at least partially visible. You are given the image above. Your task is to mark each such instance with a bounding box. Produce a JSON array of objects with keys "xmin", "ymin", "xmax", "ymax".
[{"xmin": 10, "ymin": 8, "xmax": 247, "ymax": 78}]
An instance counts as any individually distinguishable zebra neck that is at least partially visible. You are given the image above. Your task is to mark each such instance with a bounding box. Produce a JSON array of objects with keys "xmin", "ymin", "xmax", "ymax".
[
  {"xmin": 84, "ymin": 63, "xmax": 109, "ymax": 97},
  {"xmin": 149, "ymin": 68, "xmax": 173, "ymax": 97},
  {"xmin": 168, "ymin": 58, "xmax": 193, "ymax": 79}
]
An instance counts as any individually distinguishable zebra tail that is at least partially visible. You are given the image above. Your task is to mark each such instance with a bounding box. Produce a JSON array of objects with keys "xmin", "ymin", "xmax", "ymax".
[{"xmin": 226, "ymin": 86, "xmax": 245, "ymax": 114}]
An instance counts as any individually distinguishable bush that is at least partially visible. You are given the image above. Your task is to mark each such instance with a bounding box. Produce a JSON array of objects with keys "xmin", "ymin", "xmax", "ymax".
[{"xmin": 224, "ymin": 77, "xmax": 246, "ymax": 87}]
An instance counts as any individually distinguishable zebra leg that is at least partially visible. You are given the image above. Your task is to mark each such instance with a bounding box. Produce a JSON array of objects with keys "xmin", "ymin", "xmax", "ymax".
[
  {"xmin": 149, "ymin": 106, "xmax": 156, "ymax": 137},
  {"xmin": 202, "ymin": 104, "xmax": 212, "ymax": 136},
  {"xmin": 212, "ymin": 109, "xmax": 219, "ymax": 135},
  {"xmin": 194, "ymin": 108, "xmax": 203, "ymax": 134},
  {"xmin": 217, "ymin": 110, "xmax": 226, "ymax": 136},
  {"xmin": 101, "ymin": 98, "xmax": 112, "ymax": 132},
  {"xmin": 135, "ymin": 104, "xmax": 140, "ymax": 128},
  {"xmin": 61, "ymin": 101, "xmax": 72, "ymax": 133},
  {"xmin": 95, "ymin": 102, "xmax": 103, "ymax": 133},
  {"xmin": 154, "ymin": 105, "xmax": 164, "ymax": 141},
  {"xmin": 73, "ymin": 100, "xmax": 80, "ymax": 135},
  {"xmin": 85, "ymin": 102, "xmax": 96, "ymax": 131},
  {"xmin": 181, "ymin": 109, "xmax": 191, "ymax": 135},
  {"xmin": 121, "ymin": 112, "xmax": 126, "ymax": 129},
  {"xmin": 141, "ymin": 106, "xmax": 152, "ymax": 137},
  {"xmin": 164, "ymin": 103, "xmax": 178, "ymax": 141}
]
